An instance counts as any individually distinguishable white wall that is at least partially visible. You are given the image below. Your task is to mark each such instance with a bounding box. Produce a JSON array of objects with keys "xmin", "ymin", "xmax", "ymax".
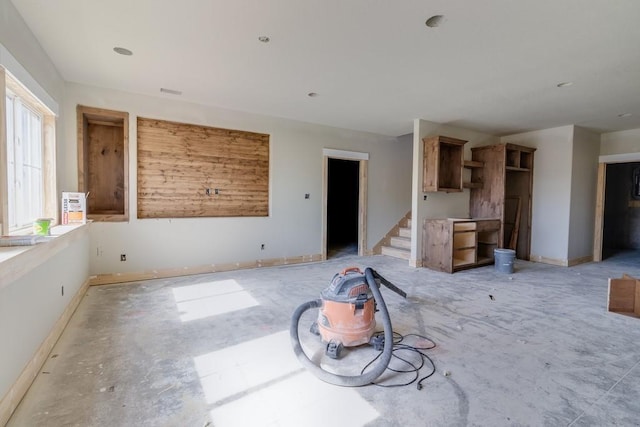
[
  {"xmin": 0, "ymin": 0, "xmax": 67, "ymax": 202},
  {"xmin": 600, "ymin": 129, "xmax": 640, "ymax": 155},
  {"xmin": 63, "ymin": 83, "xmax": 413, "ymax": 275},
  {"xmin": 501, "ymin": 126, "xmax": 574, "ymax": 262},
  {"xmin": 0, "ymin": 0, "xmax": 63, "ymax": 102},
  {"xmin": 568, "ymin": 127, "xmax": 600, "ymax": 260},
  {"xmin": 0, "ymin": 0, "xmax": 92, "ymax": 409},
  {"xmin": 0, "ymin": 231, "xmax": 90, "ymax": 400},
  {"xmin": 411, "ymin": 119, "xmax": 499, "ymax": 265}
]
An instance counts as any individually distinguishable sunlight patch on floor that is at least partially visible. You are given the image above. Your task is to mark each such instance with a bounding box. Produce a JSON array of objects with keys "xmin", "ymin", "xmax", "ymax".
[
  {"xmin": 194, "ymin": 330, "xmax": 379, "ymax": 426},
  {"xmin": 172, "ymin": 279, "xmax": 259, "ymax": 322},
  {"xmin": 209, "ymin": 370, "xmax": 379, "ymax": 427},
  {"xmin": 194, "ymin": 330, "xmax": 299, "ymax": 404}
]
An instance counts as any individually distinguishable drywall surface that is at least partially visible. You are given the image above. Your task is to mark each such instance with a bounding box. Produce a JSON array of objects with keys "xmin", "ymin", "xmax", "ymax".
[
  {"xmin": 0, "ymin": 231, "xmax": 90, "ymax": 402},
  {"xmin": 600, "ymin": 128, "xmax": 640, "ymax": 155},
  {"xmin": 567, "ymin": 127, "xmax": 600, "ymax": 261},
  {"xmin": 0, "ymin": 0, "xmax": 63, "ymax": 103},
  {"xmin": 63, "ymin": 83, "xmax": 412, "ymax": 275},
  {"xmin": 0, "ymin": 0, "xmax": 66, "ymax": 228},
  {"xmin": 501, "ymin": 126, "xmax": 573, "ymax": 262},
  {"xmin": 0, "ymin": 1, "xmax": 87, "ymax": 413},
  {"xmin": 411, "ymin": 119, "xmax": 499, "ymax": 265}
]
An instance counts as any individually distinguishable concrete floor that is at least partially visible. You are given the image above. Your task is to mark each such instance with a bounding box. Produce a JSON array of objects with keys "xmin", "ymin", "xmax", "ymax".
[{"xmin": 8, "ymin": 251, "xmax": 640, "ymax": 426}]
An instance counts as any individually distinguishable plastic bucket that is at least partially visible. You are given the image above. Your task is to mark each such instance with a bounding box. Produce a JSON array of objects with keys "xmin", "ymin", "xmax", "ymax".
[
  {"xmin": 33, "ymin": 218, "xmax": 52, "ymax": 236},
  {"xmin": 494, "ymin": 249, "xmax": 515, "ymax": 274}
]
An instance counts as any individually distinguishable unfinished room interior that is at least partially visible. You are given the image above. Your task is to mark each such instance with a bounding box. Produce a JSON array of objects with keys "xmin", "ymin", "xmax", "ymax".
[{"xmin": 2, "ymin": 0, "xmax": 640, "ymax": 425}]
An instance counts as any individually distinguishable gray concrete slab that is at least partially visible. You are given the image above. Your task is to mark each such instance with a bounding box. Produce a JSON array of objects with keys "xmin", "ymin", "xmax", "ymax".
[{"xmin": 7, "ymin": 252, "xmax": 640, "ymax": 426}]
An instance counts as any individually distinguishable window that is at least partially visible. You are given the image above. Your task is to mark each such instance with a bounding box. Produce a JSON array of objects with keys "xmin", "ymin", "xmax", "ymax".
[
  {"xmin": 6, "ymin": 89, "xmax": 44, "ymax": 231},
  {"xmin": 1, "ymin": 68, "xmax": 56, "ymax": 235}
]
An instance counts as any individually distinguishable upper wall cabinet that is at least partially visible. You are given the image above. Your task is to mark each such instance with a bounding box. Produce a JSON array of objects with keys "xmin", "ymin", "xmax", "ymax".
[
  {"xmin": 77, "ymin": 105, "xmax": 129, "ymax": 222},
  {"xmin": 422, "ymin": 135, "xmax": 468, "ymax": 193}
]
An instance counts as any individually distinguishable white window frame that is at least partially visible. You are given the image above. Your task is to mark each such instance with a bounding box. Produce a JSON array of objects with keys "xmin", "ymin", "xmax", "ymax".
[{"xmin": 1, "ymin": 67, "xmax": 56, "ymax": 235}]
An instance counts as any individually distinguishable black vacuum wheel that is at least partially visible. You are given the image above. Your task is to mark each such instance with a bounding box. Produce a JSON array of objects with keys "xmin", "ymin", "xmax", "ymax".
[{"xmin": 326, "ymin": 341, "xmax": 343, "ymax": 359}]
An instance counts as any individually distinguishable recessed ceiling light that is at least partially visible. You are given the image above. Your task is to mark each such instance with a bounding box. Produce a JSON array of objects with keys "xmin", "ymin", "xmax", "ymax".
[
  {"xmin": 113, "ymin": 47, "xmax": 133, "ymax": 56},
  {"xmin": 307, "ymin": 92, "xmax": 318, "ymax": 97},
  {"xmin": 425, "ymin": 15, "xmax": 445, "ymax": 28},
  {"xmin": 618, "ymin": 113, "xmax": 632, "ymax": 118},
  {"xmin": 556, "ymin": 81, "xmax": 573, "ymax": 88},
  {"xmin": 160, "ymin": 88, "xmax": 182, "ymax": 95},
  {"xmin": 258, "ymin": 36, "xmax": 270, "ymax": 43}
]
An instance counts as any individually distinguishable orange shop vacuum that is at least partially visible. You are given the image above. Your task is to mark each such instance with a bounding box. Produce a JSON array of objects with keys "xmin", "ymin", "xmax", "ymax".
[{"xmin": 290, "ymin": 267, "xmax": 406, "ymax": 387}]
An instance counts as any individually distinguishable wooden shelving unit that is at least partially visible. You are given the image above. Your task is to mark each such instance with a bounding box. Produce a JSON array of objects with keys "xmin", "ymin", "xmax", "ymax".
[
  {"xmin": 469, "ymin": 143, "xmax": 536, "ymax": 260},
  {"xmin": 423, "ymin": 218, "xmax": 500, "ymax": 273},
  {"xmin": 422, "ymin": 135, "xmax": 468, "ymax": 193}
]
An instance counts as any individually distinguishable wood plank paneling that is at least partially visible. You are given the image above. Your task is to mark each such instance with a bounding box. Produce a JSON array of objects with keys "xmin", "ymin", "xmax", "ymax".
[
  {"xmin": 87, "ymin": 123, "xmax": 125, "ymax": 214},
  {"xmin": 137, "ymin": 117, "xmax": 269, "ymax": 218}
]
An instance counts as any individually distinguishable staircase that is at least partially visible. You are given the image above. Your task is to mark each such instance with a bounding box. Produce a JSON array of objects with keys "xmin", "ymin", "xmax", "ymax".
[{"xmin": 379, "ymin": 214, "xmax": 412, "ymax": 261}]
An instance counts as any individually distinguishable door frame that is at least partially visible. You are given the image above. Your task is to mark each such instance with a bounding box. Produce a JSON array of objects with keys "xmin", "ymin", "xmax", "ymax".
[
  {"xmin": 321, "ymin": 149, "xmax": 369, "ymax": 260},
  {"xmin": 593, "ymin": 152, "xmax": 640, "ymax": 261}
]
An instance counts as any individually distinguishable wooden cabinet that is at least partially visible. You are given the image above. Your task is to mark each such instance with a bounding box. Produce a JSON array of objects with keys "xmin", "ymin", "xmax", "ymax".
[
  {"xmin": 77, "ymin": 105, "xmax": 129, "ymax": 222},
  {"xmin": 469, "ymin": 143, "xmax": 535, "ymax": 260},
  {"xmin": 422, "ymin": 135, "xmax": 467, "ymax": 193},
  {"xmin": 423, "ymin": 218, "xmax": 500, "ymax": 273}
]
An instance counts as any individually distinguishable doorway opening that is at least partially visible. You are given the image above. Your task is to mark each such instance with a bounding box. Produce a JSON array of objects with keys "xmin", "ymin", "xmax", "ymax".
[
  {"xmin": 601, "ymin": 162, "xmax": 640, "ymax": 261},
  {"xmin": 326, "ymin": 158, "xmax": 360, "ymax": 258}
]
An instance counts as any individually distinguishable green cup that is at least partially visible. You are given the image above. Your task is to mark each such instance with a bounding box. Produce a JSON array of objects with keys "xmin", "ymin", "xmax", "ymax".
[{"xmin": 33, "ymin": 218, "xmax": 52, "ymax": 235}]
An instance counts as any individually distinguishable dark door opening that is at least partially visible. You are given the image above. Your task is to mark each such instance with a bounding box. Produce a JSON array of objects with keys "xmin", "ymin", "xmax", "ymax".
[
  {"xmin": 327, "ymin": 158, "xmax": 359, "ymax": 258},
  {"xmin": 602, "ymin": 161, "xmax": 640, "ymax": 260}
]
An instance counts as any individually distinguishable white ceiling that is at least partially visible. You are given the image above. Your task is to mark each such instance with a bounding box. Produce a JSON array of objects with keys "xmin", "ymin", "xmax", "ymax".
[{"xmin": 10, "ymin": 0, "xmax": 640, "ymax": 137}]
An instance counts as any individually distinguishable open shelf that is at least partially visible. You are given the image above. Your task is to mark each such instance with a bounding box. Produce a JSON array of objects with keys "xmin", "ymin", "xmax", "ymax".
[
  {"xmin": 464, "ymin": 159, "xmax": 484, "ymax": 189},
  {"xmin": 464, "ymin": 160, "xmax": 484, "ymax": 168},
  {"xmin": 77, "ymin": 105, "xmax": 129, "ymax": 222}
]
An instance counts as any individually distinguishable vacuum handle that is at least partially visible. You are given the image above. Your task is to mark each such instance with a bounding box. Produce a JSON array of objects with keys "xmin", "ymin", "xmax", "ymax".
[
  {"xmin": 340, "ymin": 266, "xmax": 363, "ymax": 275},
  {"xmin": 369, "ymin": 268, "xmax": 407, "ymax": 299}
]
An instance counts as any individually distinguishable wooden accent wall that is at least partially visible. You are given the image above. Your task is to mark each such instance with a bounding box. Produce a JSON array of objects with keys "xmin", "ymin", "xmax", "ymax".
[{"xmin": 137, "ymin": 117, "xmax": 269, "ymax": 218}]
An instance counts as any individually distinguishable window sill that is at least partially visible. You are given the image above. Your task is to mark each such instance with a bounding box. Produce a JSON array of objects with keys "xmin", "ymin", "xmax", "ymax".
[{"xmin": 0, "ymin": 223, "xmax": 90, "ymax": 290}]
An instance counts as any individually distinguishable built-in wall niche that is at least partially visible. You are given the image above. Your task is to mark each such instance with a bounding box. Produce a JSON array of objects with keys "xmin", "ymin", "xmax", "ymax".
[
  {"xmin": 77, "ymin": 105, "xmax": 129, "ymax": 221},
  {"xmin": 137, "ymin": 117, "xmax": 269, "ymax": 218}
]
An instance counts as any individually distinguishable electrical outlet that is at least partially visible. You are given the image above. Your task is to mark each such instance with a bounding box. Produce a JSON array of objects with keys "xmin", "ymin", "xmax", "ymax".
[
  {"xmin": 423, "ymin": 195, "xmax": 428, "ymax": 201},
  {"xmin": 305, "ymin": 193, "xmax": 310, "ymax": 199},
  {"xmin": 120, "ymin": 254, "xmax": 127, "ymax": 262},
  {"xmin": 261, "ymin": 244, "xmax": 265, "ymax": 250},
  {"xmin": 215, "ymin": 188, "xmax": 220, "ymax": 195},
  {"xmin": 206, "ymin": 188, "xmax": 211, "ymax": 196}
]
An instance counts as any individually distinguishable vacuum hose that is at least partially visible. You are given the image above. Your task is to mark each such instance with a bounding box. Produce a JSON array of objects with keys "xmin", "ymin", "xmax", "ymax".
[{"xmin": 289, "ymin": 267, "xmax": 394, "ymax": 387}]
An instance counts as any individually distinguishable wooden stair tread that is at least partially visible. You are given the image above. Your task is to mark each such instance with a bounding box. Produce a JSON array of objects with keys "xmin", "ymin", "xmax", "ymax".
[
  {"xmin": 381, "ymin": 245, "xmax": 411, "ymax": 260},
  {"xmin": 398, "ymin": 227, "xmax": 411, "ymax": 238}
]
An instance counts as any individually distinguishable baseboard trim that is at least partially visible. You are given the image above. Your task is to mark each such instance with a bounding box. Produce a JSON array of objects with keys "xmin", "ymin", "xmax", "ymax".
[
  {"xmin": 0, "ymin": 278, "xmax": 90, "ymax": 426},
  {"xmin": 530, "ymin": 254, "xmax": 593, "ymax": 267},
  {"xmin": 567, "ymin": 255, "xmax": 593, "ymax": 267},
  {"xmin": 89, "ymin": 253, "xmax": 324, "ymax": 286},
  {"xmin": 410, "ymin": 258, "xmax": 423, "ymax": 268}
]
